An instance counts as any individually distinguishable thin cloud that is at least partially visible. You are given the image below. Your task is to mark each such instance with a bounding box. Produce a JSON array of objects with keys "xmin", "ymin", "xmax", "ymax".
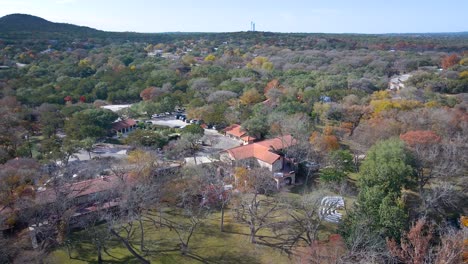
[
  {"xmin": 0, "ymin": 0, "xmax": 28, "ymax": 5},
  {"xmin": 56, "ymin": 0, "xmax": 76, "ymax": 4}
]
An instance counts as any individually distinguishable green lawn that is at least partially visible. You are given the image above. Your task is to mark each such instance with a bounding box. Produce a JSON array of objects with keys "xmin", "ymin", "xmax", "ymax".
[
  {"xmin": 45, "ymin": 188, "xmax": 349, "ymax": 264},
  {"xmin": 46, "ymin": 209, "xmax": 300, "ymax": 264}
]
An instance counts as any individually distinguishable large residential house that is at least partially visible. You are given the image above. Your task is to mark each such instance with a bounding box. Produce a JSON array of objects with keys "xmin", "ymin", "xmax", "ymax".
[
  {"xmin": 389, "ymin": 74, "xmax": 412, "ymax": 91},
  {"xmin": 220, "ymin": 135, "xmax": 296, "ymax": 188},
  {"xmin": 223, "ymin": 124, "xmax": 256, "ymax": 145},
  {"xmin": 111, "ymin": 119, "xmax": 137, "ymax": 135}
]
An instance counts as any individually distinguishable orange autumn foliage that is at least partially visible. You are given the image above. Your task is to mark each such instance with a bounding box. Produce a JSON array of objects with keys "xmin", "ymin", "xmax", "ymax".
[
  {"xmin": 323, "ymin": 125, "xmax": 334, "ymax": 136},
  {"xmin": 309, "ymin": 129, "xmax": 339, "ymax": 152},
  {"xmin": 441, "ymin": 54, "xmax": 460, "ymax": 69},
  {"xmin": 461, "ymin": 216, "xmax": 468, "ymax": 227},
  {"xmin": 340, "ymin": 122, "xmax": 354, "ymax": 133},
  {"xmin": 323, "ymin": 135, "xmax": 339, "ymax": 151},
  {"xmin": 298, "ymin": 234, "xmax": 346, "ymax": 264},
  {"xmin": 400, "ymin": 130, "xmax": 441, "ymax": 147},
  {"xmin": 264, "ymin": 79, "xmax": 280, "ymax": 95},
  {"xmin": 140, "ymin": 87, "xmax": 156, "ymax": 101}
]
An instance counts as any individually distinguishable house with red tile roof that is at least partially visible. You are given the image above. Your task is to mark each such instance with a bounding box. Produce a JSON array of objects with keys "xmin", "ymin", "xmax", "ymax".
[
  {"xmin": 111, "ymin": 119, "xmax": 137, "ymax": 134},
  {"xmin": 220, "ymin": 135, "xmax": 296, "ymax": 188},
  {"xmin": 223, "ymin": 124, "xmax": 256, "ymax": 145},
  {"xmin": 0, "ymin": 175, "xmax": 126, "ymax": 232}
]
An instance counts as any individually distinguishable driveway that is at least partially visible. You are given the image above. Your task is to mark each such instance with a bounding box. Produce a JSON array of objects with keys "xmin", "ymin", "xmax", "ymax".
[
  {"xmin": 68, "ymin": 144, "xmax": 131, "ymax": 162},
  {"xmin": 148, "ymin": 113, "xmax": 188, "ymax": 128},
  {"xmin": 199, "ymin": 129, "xmax": 241, "ymax": 155},
  {"xmin": 150, "ymin": 119, "xmax": 188, "ymax": 128}
]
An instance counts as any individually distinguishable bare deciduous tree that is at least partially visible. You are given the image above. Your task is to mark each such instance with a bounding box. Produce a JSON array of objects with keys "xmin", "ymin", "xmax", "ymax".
[
  {"xmin": 387, "ymin": 218, "xmax": 434, "ymax": 264},
  {"xmin": 435, "ymin": 227, "xmax": 464, "ymax": 264},
  {"xmin": 281, "ymin": 192, "xmax": 328, "ymax": 247},
  {"xmin": 233, "ymin": 168, "xmax": 279, "ymax": 244}
]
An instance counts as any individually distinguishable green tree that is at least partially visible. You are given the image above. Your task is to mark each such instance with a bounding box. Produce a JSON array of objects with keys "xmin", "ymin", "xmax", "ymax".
[
  {"xmin": 37, "ymin": 103, "xmax": 64, "ymax": 138},
  {"xmin": 359, "ymin": 139, "xmax": 414, "ymax": 195},
  {"xmin": 378, "ymin": 194, "xmax": 407, "ymax": 240},
  {"xmin": 64, "ymin": 109, "xmax": 118, "ymax": 140},
  {"xmin": 60, "ymin": 138, "xmax": 81, "ymax": 166},
  {"xmin": 124, "ymin": 130, "xmax": 168, "ymax": 148},
  {"xmin": 182, "ymin": 124, "xmax": 204, "ymax": 136},
  {"xmin": 241, "ymin": 115, "xmax": 269, "ymax": 139},
  {"xmin": 320, "ymin": 149, "xmax": 355, "ymax": 182},
  {"xmin": 80, "ymin": 137, "xmax": 96, "ymax": 159},
  {"xmin": 341, "ymin": 139, "xmax": 414, "ymax": 246},
  {"xmin": 239, "ymin": 88, "xmax": 264, "ymax": 105}
]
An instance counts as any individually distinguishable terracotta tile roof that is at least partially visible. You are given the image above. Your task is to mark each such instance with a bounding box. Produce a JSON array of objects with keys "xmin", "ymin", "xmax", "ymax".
[
  {"xmin": 224, "ymin": 124, "xmax": 256, "ymax": 142},
  {"xmin": 112, "ymin": 119, "xmax": 136, "ymax": 131},
  {"xmin": 255, "ymin": 135, "xmax": 295, "ymax": 150},
  {"xmin": 36, "ymin": 175, "xmax": 127, "ymax": 205},
  {"xmin": 1, "ymin": 175, "xmax": 128, "ymax": 230},
  {"xmin": 224, "ymin": 124, "xmax": 246, "ymax": 138},
  {"xmin": 225, "ymin": 135, "xmax": 295, "ymax": 164}
]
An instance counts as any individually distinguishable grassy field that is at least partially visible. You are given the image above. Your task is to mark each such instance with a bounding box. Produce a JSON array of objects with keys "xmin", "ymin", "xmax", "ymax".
[
  {"xmin": 45, "ymin": 206, "xmax": 322, "ymax": 263},
  {"xmin": 44, "ymin": 186, "xmax": 350, "ymax": 264}
]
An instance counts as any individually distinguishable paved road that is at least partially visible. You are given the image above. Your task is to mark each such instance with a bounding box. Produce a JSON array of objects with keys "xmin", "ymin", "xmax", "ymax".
[{"xmin": 147, "ymin": 115, "xmax": 241, "ymax": 153}]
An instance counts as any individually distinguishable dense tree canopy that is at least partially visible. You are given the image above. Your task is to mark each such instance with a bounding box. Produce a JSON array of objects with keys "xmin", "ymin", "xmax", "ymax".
[
  {"xmin": 0, "ymin": 15, "xmax": 467, "ymax": 263},
  {"xmin": 64, "ymin": 108, "xmax": 118, "ymax": 139}
]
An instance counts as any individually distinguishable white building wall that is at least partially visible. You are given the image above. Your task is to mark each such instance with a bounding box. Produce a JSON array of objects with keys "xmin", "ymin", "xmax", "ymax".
[{"xmin": 257, "ymin": 159, "xmax": 273, "ymax": 171}]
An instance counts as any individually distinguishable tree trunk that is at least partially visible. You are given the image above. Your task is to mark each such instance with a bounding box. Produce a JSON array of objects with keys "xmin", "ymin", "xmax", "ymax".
[
  {"xmin": 97, "ymin": 244, "xmax": 103, "ymax": 264},
  {"xmin": 250, "ymin": 232, "xmax": 256, "ymax": 243},
  {"xmin": 220, "ymin": 206, "xmax": 225, "ymax": 232},
  {"xmin": 66, "ymin": 242, "xmax": 72, "ymax": 259},
  {"xmin": 57, "ymin": 220, "xmax": 68, "ymax": 245},
  {"xmin": 139, "ymin": 218, "xmax": 145, "ymax": 252},
  {"xmin": 110, "ymin": 229, "xmax": 150, "ymax": 264},
  {"xmin": 180, "ymin": 243, "xmax": 188, "ymax": 255},
  {"xmin": 250, "ymin": 226, "xmax": 256, "ymax": 243}
]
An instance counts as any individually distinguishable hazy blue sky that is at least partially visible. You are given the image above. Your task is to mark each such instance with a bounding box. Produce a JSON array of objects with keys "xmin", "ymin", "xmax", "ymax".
[{"xmin": 1, "ymin": 0, "xmax": 467, "ymax": 33}]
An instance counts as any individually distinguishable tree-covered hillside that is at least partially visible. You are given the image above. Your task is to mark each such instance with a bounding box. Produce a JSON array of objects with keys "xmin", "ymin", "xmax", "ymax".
[{"xmin": 0, "ymin": 14, "xmax": 466, "ymax": 264}]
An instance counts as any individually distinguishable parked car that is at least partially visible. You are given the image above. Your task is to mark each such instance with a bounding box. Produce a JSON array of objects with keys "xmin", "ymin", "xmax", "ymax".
[
  {"xmin": 210, "ymin": 124, "xmax": 226, "ymax": 130},
  {"xmin": 303, "ymin": 161, "xmax": 320, "ymax": 172}
]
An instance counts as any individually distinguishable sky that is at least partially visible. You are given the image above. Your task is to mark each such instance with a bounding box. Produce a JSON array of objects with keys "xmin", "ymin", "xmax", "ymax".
[{"xmin": 1, "ymin": 0, "xmax": 467, "ymax": 33}]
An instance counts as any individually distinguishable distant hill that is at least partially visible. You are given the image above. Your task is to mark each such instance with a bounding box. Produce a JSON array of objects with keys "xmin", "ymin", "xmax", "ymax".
[
  {"xmin": 0, "ymin": 13, "xmax": 466, "ymax": 52},
  {"xmin": 0, "ymin": 13, "xmax": 100, "ymax": 33}
]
